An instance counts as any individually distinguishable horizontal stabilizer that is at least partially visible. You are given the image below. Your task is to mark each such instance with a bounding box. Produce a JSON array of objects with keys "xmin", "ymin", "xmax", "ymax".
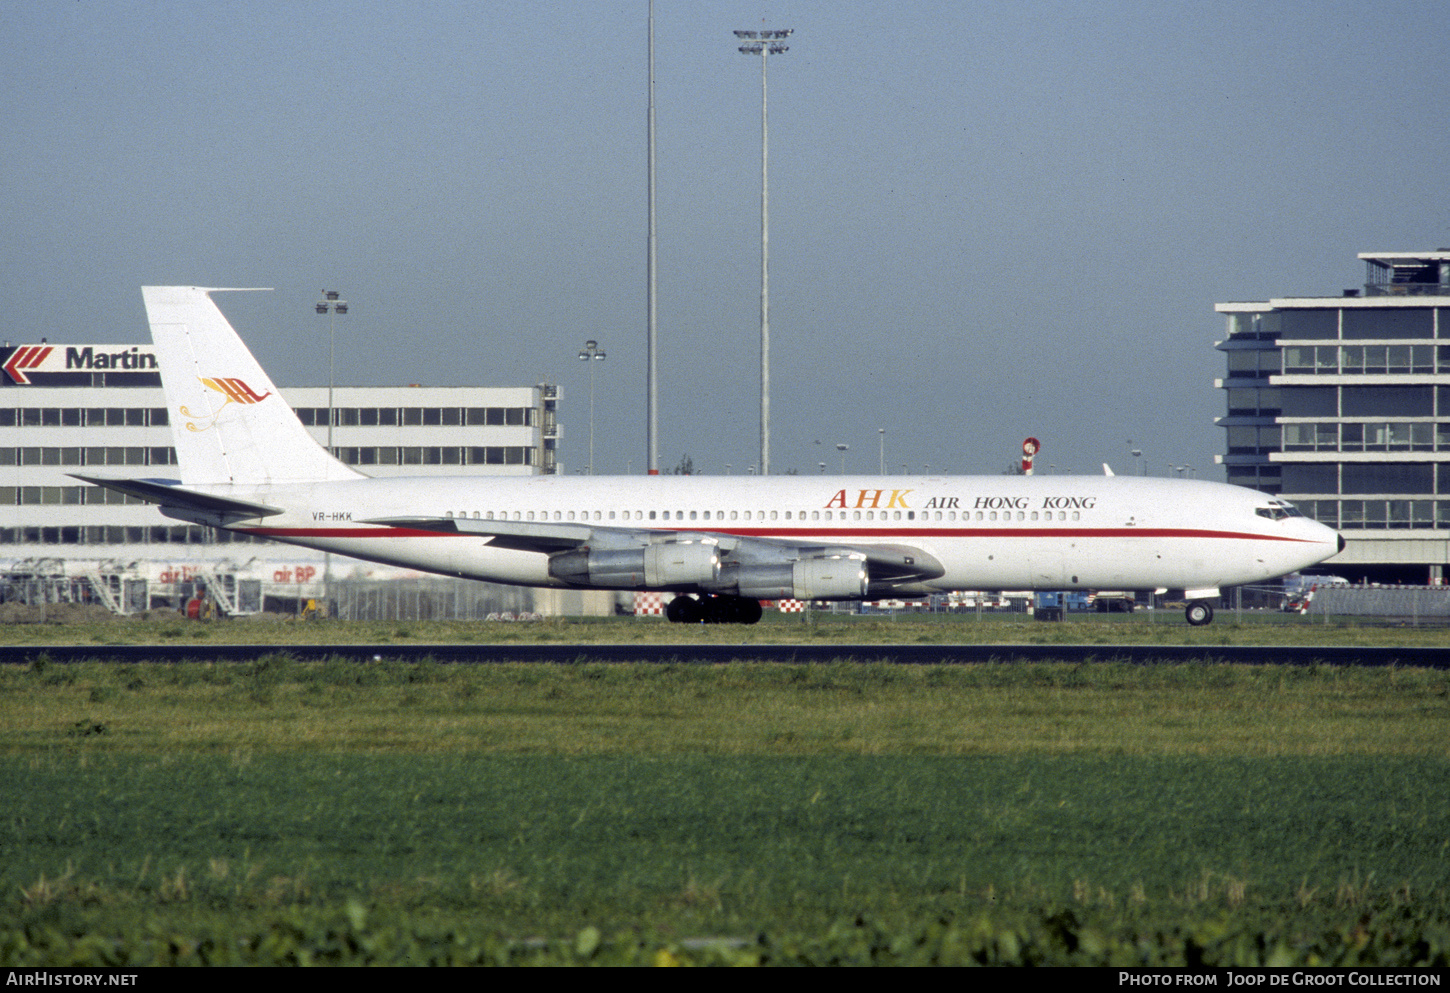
[{"xmin": 70, "ymin": 474, "xmax": 282, "ymax": 518}]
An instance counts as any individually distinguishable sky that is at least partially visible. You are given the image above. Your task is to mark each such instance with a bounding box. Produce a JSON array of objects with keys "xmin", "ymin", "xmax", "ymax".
[{"xmin": 2, "ymin": 0, "xmax": 1447, "ymax": 479}]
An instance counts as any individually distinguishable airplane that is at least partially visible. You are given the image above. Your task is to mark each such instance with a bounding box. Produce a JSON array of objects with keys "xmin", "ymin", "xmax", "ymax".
[{"xmin": 73, "ymin": 286, "xmax": 1344, "ymax": 626}]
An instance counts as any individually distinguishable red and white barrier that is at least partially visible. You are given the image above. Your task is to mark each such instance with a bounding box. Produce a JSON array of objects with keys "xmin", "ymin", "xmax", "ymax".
[{"xmin": 634, "ymin": 591, "xmax": 665, "ymax": 616}]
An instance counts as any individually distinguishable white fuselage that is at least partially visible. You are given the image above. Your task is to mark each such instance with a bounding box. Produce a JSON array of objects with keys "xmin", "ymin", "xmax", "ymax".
[{"xmin": 175, "ymin": 473, "xmax": 1342, "ymax": 595}]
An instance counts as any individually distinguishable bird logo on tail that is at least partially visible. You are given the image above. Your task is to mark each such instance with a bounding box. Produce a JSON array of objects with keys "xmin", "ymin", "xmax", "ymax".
[{"xmin": 183, "ymin": 377, "xmax": 274, "ymax": 431}]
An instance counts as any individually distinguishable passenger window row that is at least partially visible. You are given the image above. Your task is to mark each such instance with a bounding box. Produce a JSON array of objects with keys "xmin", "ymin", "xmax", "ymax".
[{"xmin": 438, "ymin": 509, "xmax": 1082, "ymax": 524}]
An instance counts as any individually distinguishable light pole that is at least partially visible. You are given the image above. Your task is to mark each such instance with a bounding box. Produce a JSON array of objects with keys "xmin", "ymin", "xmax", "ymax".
[
  {"xmin": 836, "ymin": 443, "xmax": 849, "ymax": 474},
  {"xmin": 735, "ymin": 26, "xmax": 791, "ymax": 476},
  {"xmin": 315, "ymin": 290, "xmax": 348, "ymax": 455},
  {"xmin": 646, "ymin": 0, "xmax": 659, "ymax": 475},
  {"xmin": 315, "ymin": 290, "xmax": 347, "ymax": 619},
  {"xmin": 578, "ymin": 340, "xmax": 606, "ymax": 475},
  {"xmin": 878, "ymin": 428, "xmax": 885, "ymax": 476}
]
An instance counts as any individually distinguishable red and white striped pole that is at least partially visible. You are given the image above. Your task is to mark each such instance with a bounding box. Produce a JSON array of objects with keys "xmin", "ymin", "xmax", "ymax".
[{"xmin": 1022, "ymin": 437, "xmax": 1040, "ymax": 476}]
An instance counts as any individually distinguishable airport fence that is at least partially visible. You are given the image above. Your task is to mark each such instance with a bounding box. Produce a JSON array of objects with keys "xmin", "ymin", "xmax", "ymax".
[
  {"xmin": 323, "ymin": 577, "xmax": 537, "ymax": 622},
  {"xmin": 1308, "ymin": 584, "xmax": 1450, "ymax": 624}
]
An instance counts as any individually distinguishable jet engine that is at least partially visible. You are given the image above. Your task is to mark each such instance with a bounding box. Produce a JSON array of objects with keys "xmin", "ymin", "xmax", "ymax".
[
  {"xmin": 548, "ymin": 539, "xmax": 720, "ymax": 589},
  {"xmin": 731, "ymin": 553, "xmax": 869, "ymax": 600}
]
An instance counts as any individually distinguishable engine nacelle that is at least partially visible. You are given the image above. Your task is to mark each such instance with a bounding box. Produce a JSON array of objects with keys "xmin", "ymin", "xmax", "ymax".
[
  {"xmin": 549, "ymin": 540, "xmax": 720, "ymax": 589},
  {"xmin": 734, "ymin": 554, "xmax": 868, "ymax": 600}
]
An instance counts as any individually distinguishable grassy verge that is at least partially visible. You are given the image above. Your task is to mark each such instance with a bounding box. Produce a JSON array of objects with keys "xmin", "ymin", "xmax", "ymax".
[
  {"xmin": 2, "ymin": 657, "xmax": 1446, "ymax": 757},
  {"xmin": 7, "ymin": 753, "xmax": 1448, "ymax": 958},
  {"xmin": 3, "ymin": 659, "xmax": 1448, "ymax": 965},
  {"xmin": 0, "ymin": 658, "xmax": 1444, "ymax": 962}
]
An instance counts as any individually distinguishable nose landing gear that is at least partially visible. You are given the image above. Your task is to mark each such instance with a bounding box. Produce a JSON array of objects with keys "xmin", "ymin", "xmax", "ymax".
[{"xmin": 1184, "ymin": 600, "xmax": 1215, "ymax": 626}]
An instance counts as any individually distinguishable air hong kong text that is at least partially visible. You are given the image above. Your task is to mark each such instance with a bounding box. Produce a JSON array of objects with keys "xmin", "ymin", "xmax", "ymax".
[{"xmin": 821, "ymin": 489, "xmax": 1097, "ymax": 512}]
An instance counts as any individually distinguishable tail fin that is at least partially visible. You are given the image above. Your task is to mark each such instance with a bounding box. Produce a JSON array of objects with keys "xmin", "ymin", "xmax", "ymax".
[{"xmin": 143, "ymin": 286, "xmax": 361, "ymax": 486}]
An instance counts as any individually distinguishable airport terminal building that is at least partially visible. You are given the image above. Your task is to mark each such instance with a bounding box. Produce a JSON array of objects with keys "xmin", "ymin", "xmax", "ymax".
[{"xmin": 1216, "ymin": 249, "xmax": 1450, "ymax": 583}]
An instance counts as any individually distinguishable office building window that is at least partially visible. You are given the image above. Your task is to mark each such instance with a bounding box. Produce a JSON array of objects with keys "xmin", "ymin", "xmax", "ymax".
[
  {"xmin": 1227, "ymin": 312, "xmax": 1281, "ymax": 340},
  {"xmin": 1342, "ymin": 308, "xmax": 1432, "ymax": 339},
  {"xmin": 1280, "ymin": 310, "xmax": 1338, "ymax": 339},
  {"xmin": 1278, "ymin": 387, "xmax": 1337, "ymax": 418},
  {"xmin": 1342, "ymin": 386, "xmax": 1432, "ymax": 417},
  {"xmin": 1226, "ymin": 350, "xmax": 1280, "ymax": 376},
  {"xmin": 1226, "ymin": 388, "xmax": 1285, "ymax": 417},
  {"xmin": 1281, "ymin": 465, "xmax": 1337, "ymax": 494},
  {"xmin": 1342, "ymin": 463, "xmax": 1433, "ymax": 495},
  {"xmin": 1227, "ymin": 426, "xmax": 1282, "ymax": 454}
]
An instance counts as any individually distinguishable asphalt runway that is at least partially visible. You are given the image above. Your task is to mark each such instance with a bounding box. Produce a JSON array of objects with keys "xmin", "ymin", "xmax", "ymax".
[{"xmin": 2, "ymin": 642, "xmax": 1448, "ymax": 668}]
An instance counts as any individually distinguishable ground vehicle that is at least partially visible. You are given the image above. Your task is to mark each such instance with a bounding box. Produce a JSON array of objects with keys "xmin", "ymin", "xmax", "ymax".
[
  {"xmin": 1090, "ymin": 591, "xmax": 1135, "ymax": 612},
  {"xmin": 1033, "ymin": 591, "xmax": 1090, "ymax": 621}
]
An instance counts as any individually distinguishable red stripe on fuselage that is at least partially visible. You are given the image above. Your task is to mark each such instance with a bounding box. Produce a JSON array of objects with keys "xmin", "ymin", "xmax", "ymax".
[
  {"xmin": 715, "ymin": 527, "xmax": 1316, "ymax": 543},
  {"xmin": 236, "ymin": 525, "xmax": 1318, "ymax": 543}
]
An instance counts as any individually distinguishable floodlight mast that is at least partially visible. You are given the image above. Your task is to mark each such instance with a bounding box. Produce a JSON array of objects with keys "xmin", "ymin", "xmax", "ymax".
[
  {"xmin": 578, "ymin": 339, "xmax": 606, "ymax": 475},
  {"xmin": 316, "ymin": 290, "xmax": 348, "ymax": 455},
  {"xmin": 315, "ymin": 289, "xmax": 348, "ymax": 618},
  {"xmin": 646, "ymin": 0, "xmax": 659, "ymax": 475},
  {"xmin": 735, "ymin": 27, "xmax": 791, "ymax": 476}
]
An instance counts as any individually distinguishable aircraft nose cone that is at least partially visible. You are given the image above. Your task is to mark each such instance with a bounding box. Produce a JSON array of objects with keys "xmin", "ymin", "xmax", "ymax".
[{"xmin": 1337, "ymin": 532, "xmax": 1346, "ymax": 555}]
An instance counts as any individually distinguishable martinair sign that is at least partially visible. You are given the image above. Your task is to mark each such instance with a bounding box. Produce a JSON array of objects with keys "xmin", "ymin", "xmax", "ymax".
[{"xmin": 2, "ymin": 344, "xmax": 159, "ymax": 385}]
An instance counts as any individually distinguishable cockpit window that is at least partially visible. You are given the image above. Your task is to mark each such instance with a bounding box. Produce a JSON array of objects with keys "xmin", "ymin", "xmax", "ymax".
[{"xmin": 1255, "ymin": 501, "xmax": 1303, "ymax": 521}]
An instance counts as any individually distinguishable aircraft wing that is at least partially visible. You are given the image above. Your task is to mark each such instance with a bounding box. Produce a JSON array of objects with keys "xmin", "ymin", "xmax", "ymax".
[
  {"xmin": 364, "ymin": 516, "xmax": 945, "ymax": 589},
  {"xmin": 70, "ymin": 474, "xmax": 283, "ymax": 519},
  {"xmin": 365, "ymin": 515, "xmax": 598, "ymax": 553}
]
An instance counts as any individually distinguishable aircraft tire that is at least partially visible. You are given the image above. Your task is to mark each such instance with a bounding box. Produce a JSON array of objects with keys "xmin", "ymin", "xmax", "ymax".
[
  {"xmin": 737, "ymin": 597, "xmax": 763, "ymax": 625},
  {"xmin": 665, "ymin": 594, "xmax": 763, "ymax": 625},
  {"xmin": 1185, "ymin": 600, "xmax": 1214, "ymax": 626},
  {"xmin": 700, "ymin": 595, "xmax": 729, "ymax": 624},
  {"xmin": 665, "ymin": 594, "xmax": 703, "ymax": 624},
  {"xmin": 700, "ymin": 594, "xmax": 764, "ymax": 625}
]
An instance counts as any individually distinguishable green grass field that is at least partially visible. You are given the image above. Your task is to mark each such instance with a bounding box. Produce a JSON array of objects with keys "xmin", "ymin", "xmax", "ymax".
[{"xmin": 2, "ymin": 654, "xmax": 1448, "ymax": 964}]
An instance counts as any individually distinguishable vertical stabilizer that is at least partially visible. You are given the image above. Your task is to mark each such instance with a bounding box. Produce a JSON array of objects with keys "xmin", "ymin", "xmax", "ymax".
[{"xmin": 143, "ymin": 286, "xmax": 361, "ymax": 485}]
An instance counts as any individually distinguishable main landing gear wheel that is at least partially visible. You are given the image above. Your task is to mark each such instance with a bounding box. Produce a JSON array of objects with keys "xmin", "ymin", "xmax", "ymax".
[
  {"xmin": 665, "ymin": 594, "xmax": 703, "ymax": 624},
  {"xmin": 1185, "ymin": 600, "xmax": 1215, "ymax": 626},
  {"xmin": 664, "ymin": 594, "xmax": 763, "ymax": 625},
  {"xmin": 716, "ymin": 596, "xmax": 763, "ymax": 625}
]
